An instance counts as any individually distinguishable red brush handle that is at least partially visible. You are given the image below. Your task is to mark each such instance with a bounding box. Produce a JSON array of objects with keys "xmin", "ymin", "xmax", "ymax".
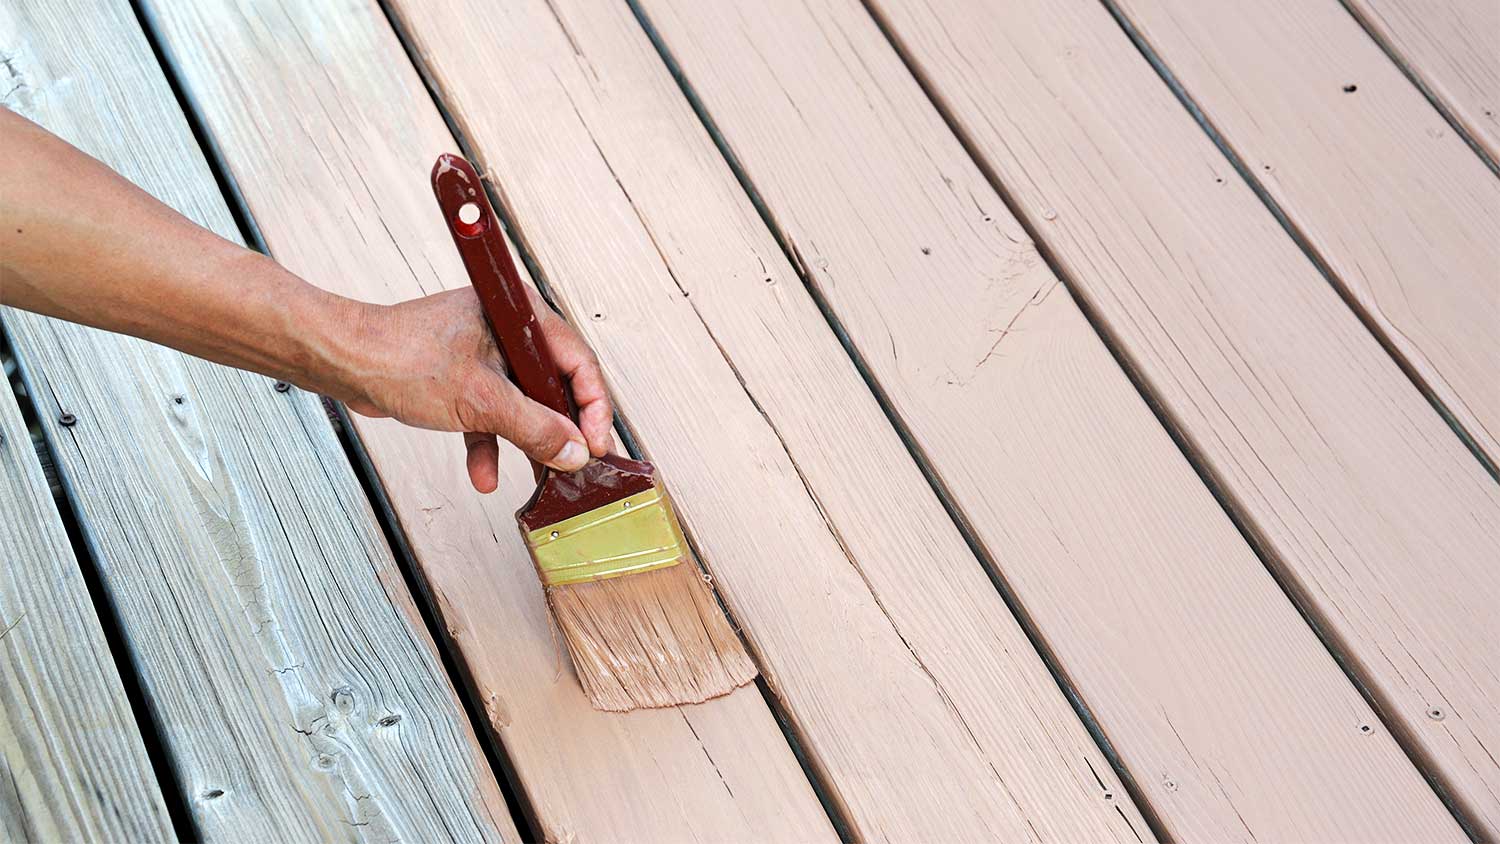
[{"xmin": 431, "ymin": 154, "xmax": 572, "ymax": 421}]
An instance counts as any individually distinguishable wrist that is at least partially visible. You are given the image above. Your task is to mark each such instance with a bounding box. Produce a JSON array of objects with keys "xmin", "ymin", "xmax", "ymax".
[{"xmin": 303, "ymin": 291, "xmax": 390, "ymax": 407}]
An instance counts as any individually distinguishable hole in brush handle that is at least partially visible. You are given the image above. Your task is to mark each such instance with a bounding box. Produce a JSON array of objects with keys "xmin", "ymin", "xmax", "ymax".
[{"xmin": 430, "ymin": 153, "xmax": 573, "ymax": 421}]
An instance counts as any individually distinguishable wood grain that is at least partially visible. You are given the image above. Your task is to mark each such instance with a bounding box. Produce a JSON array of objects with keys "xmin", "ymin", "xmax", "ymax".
[
  {"xmin": 869, "ymin": 0, "xmax": 1500, "ymax": 834},
  {"xmin": 0, "ymin": 378, "xmax": 174, "ymax": 842},
  {"xmin": 1344, "ymin": 0, "xmax": 1499, "ymax": 161},
  {"xmin": 0, "ymin": 1, "xmax": 517, "ymax": 840},
  {"xmin": 138, "ymin": 0, "xmax": 836, "ymax": 840},
  {"xmin": 1108, "ymin": 0, "xmax": 1500, "ymax": 472},
  {"xmin": 627, "ymin": 0, "xmax": 1471, "ymax": 839},
  {"xmin": 161, "ymin": 0, "xmax": 1155, "ymax": 837}
]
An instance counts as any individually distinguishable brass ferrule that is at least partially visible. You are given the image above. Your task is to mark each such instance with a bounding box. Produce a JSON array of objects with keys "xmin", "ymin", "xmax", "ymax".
[{"xmin": 524, "ymin": 487, "xmax": 687, "ymax": 587}]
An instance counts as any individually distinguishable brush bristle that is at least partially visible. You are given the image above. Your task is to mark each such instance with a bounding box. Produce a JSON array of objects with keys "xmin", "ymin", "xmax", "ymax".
[{"xmin": 547, "ymin": 561, "xmax": 758, "ymax": 712}]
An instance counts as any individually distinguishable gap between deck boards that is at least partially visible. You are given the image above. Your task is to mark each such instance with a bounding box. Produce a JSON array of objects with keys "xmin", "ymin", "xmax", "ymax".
[
  {"xmin": 1096, "ymin": 0, "xmax": 1498, "ymax": 484},
  {"xmin": 619, "ymin": 3, "xmax": 1168, "ymax": 840},
  {"xmin": 1, "ymin": 328, "xmax": 197, "ymax": 840},
  {"xmin": 127, "ymin": 2, "xmax": 540, "ymax": 837},
  {"xmin": 371, "ymin": 3, "xmax": 857, "ymax": 835}
]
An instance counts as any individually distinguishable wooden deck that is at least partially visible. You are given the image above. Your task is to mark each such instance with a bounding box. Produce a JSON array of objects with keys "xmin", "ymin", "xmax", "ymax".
[{"xmin": 1, "ymin": 0, "xmax": 1494, "ymax": 841}]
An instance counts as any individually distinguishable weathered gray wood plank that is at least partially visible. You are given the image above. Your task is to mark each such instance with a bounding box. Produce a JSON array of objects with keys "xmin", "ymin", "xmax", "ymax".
[
  {"xmin": 0, "ymin": 1, "xmax": 518, "ymax": 840},
  {"xmin": 1, "ymin": 378, "xmax": 173, "ymax": 842}
]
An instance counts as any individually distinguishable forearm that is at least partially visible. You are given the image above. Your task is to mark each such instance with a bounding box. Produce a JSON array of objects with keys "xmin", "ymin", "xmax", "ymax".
[{"xmin": 0, "ymin": 108, "xmax": 372, "ymax": 400}]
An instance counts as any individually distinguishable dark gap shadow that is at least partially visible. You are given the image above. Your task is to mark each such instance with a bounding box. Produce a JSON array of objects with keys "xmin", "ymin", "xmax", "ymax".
[
  {"xmin": 373, "ymin": 1, "xmax": 855, "ymax": 839},
  {"xmin": 1098, "ymin": 0, "xmax": 1496, "ymax": 483},
  {"xmin": 1, "ymin": 328, "xmax": 199, "ymax": 841},
  {"xmin": 1086, "ymin": 0, "xmax": 1490, "ymax": 834},
  {"xmin": 127, "ymin": 2, "xmax": 540, "ymax": 839},
  {"xmin": 621, "ymin": 0, "xmax": 1168, "ymax": 839},
  {"xmin": 1333, "ymin": 0, "xmax": 1499, "ymax": 178}
]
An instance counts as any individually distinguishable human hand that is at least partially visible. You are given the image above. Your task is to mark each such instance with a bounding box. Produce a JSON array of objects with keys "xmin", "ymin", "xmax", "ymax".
[{"xmin": 338, "ymin": 287, "xmax": 614, "ymax": 493}]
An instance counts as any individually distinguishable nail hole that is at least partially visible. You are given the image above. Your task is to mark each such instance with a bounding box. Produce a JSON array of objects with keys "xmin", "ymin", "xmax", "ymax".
[
  {"xmin": 591, "ymin": 312, "xmax": 604, "ymax": 321},
  {"xmin": 1103, "ymin": 791, "xmax": 1114, "ymax": 801},
  {"xmin": 1342, "ymin": 84, "xmax": 1358, "ymax": 93},
  {"xmin": 921, "ymin": 247, "xmax": 932, "ymax": 255},
  {"xmin": 1215, "ymin": 177, "xmax": 1224, "ymax": 184},
  {"xmin": 454, "ymin": 202, "xmax": 487, "ymax": 237},
  {"xmin": 203, "ymin": 789, "xmax": 225, "ymax": 801},
  {"xmin": 764, "ymin": 276, "xmax": 775, "ymax": 284},
  {"xmin": 173, "ymin": 395, "xmax": 185, "ymax": 405},
  {"xmin": 1359, "ymin": 724, "xmax": 1372, "ymax": 734}
]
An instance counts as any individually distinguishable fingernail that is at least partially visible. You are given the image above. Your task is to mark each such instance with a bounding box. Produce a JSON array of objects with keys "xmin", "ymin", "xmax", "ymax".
[{"xmin": 550, "ymin": 440, "xmax": 588, "ymax": 471}]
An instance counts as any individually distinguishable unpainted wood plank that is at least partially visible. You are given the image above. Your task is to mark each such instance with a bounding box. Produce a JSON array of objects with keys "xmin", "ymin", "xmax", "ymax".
[
  {"xmin": 1344, "ymin": 0, "xmax": 1500, "ymax": 161},
  {"xmin": 868, "ymin": 0, "xmax": 1500, "ymax": 834},
  {"xmin": 628, "ymin": 0, "xmax": 1470, "ymax": 839},
  {"xmin": 0, "ymin": 383, "xmax": 174, "ymax": 841},
  {"xmin": 1109, "ymin": 0, "xmax": 1500, "ymax": 474},
  {"xmin": 155, "ymin": 0, "xmax": 1157, "ymax": 838},
  {"xmin": 138, "ymin": 0, "xmax": 836, "ymax": 840},
  {"xmin": 0, "ymin": 1, "xmax": 517, "ymax": 840}
]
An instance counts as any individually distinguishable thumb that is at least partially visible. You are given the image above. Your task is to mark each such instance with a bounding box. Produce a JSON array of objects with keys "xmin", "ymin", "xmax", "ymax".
[{"xmin": 468, "ymin": 375, "xmax": 590, "ymax": 472}]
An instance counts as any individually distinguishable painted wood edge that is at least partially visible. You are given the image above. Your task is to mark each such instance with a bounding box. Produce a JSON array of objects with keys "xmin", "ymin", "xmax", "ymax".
[
  {"xmin": 1, "ymin": 1, "xmax": 518, "ymax": 839},
  {"xmin": 1101, "ymin": 0, "xmax": 1500, "ymax": 471},
  {"xmin": 622, "ymin": 0, "xmax": 1475, "ymax": 839},
  {"xmin": 1339, "ymin": 0, "xmax": 1500, "ymax": 166},
  {"xmin": 861, "ymin": 0, "xmax": 1498, "ymax": 835},
  {"xmin": 133, "ymin": 0, "xmax": 836, "ymax": 840}
]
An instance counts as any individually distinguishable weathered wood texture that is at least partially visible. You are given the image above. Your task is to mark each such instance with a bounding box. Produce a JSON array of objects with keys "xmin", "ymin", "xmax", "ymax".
[
  {"xmin": 1344, "ymin": 0, "xmax": 1499, "ymax": 161},
  {"xmin": 152, "ymin": 0, "xmax": 1159, "ymax": 838},
  {"xmin": 0, "ymin": 1, "xmax": 517, "ymax": 840},
  {"xmin": 869, "ymin": 0, "xmax": 1500, "ymax": 833},
  {"xmin": 0, "ymin": 385, "xmax": 173, "ymax": 841},
  {"xmin": 162, "ymin": 0, "xmax": 1157, "ymax": 837},
  {"xmin": 1110, "ymin": 0, "xmax": 1500, "ymax": 470},
  {"xmin": 139, "ymin": 1, "xmax": 836, "ymax": 840},
  {"xmin": 629, "ymin": 0, "xmax": 1467, "ymax": 839}
]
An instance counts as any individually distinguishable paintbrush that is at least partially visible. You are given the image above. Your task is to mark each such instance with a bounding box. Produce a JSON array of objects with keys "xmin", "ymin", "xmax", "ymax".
[{"xmin": 431, "ymin": 154, "xmax": 757, "ymax": 711}]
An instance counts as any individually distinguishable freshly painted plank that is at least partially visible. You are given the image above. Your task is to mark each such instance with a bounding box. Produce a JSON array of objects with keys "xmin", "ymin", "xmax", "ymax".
[
  {"xmin": 139, "ymin": 1, "xmax": 835, "ymax": 841},
  {"xmin": 869, "ymin": 0, "xmax": 1500, "ymax": 833},
  {"xmin": 0, "ymin": 381, "xmax": 173, "ymax": 841},
  {"xmin": 149, "ymin": 0, "xmax": 1155, "ymax": 838},
  {"xmin": 628, "ymin": 0, "xmax": 1467, "ymax": 839},
  {"xmin": 164, "ymin": 0, "xmax": 1157, "ymax": 838},
  {"xmin": 1344, "ymin": 0, "xmax": 1499, "ymax": 160},
  {"xmin": 1109, "ymin": 0, "xmax": 1500, "ymax": 473},
  {"xmin": 0, "ymin": 1, "xmax": 516, "ymax": 840}
]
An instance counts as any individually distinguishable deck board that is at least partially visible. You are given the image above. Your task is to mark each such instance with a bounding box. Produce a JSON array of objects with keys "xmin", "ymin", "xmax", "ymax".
[
  {"xmin": 869, "ymin": 0, "xmax": 1500, "ymax": 834},
  {"xmin": 629, "ymin": 0, "xmax": 1472, "ymax": 839},
  {"xmin": 138, "ymin": 0, "xmax": 836, "ymax": 840},
  {"xmin": 0, "ymin": 1, "xmax": 516, "ymax": 840},
  {"xmin": 197, "ymin": 0, "xmax": 1160, "ymax": 837},
  {"xmin": 0, "ymin": 379, "xmax": 173, "ymax": 842},
  {"xmin": 1108, "ymin": 0, "xmax": 1500, "ymax": 474},
  {"xmin": 1344, "ymin": 0, "xmax": 1499, "ymax": 161}
]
